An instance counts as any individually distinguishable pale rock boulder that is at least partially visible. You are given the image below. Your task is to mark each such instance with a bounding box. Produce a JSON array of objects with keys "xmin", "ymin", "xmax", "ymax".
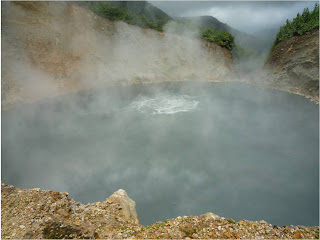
[
  {"xmin": 203, "ymin": 212, "xmax": 220, "ymax": 221},
  {"xmin": 107, "ymin": 189, "xmax": 139, "ymax": 224}
]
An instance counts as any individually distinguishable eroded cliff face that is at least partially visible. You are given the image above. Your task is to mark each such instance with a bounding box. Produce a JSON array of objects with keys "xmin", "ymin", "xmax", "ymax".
[
  {"xmin": 1, "ymin": 183, "xmax": 319, "ymax": 239},
  {"xmin": 1, "ymin": 2, "xmax": 234, "ymax": 110},
  {"xmin": 258, "ymin": 28, "xmax": 319, "ymax": 103}
]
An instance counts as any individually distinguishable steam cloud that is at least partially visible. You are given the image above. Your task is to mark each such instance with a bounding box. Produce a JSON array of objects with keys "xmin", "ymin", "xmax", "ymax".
[
  {"xmin": 2, "ymin": 1, "xmax": 234, "ymax": 109},
  {"xmin": 1, "ymin": 1, "xmax": 318, "ymax": 227}
]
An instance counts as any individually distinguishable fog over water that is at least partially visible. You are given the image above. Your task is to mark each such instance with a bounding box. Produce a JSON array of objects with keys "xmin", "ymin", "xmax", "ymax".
[
  {"xmin": 2, "ymin": 82, "xmax": 319, "ymax": 226},
  {"xmin": 1, "ymin": 1, "xmax": 319, "ymax": 228}
]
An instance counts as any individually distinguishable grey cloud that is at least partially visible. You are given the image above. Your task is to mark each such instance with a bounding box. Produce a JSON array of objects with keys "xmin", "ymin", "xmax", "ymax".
[{"xmin": 151, "ymin": 1, "xmax": 318, "ymax": 33}]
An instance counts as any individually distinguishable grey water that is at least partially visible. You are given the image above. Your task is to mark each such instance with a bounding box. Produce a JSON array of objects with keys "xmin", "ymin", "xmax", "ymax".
[{"xmin": 2, "ymin": 82, "xmax": 319, "ymax": 226}]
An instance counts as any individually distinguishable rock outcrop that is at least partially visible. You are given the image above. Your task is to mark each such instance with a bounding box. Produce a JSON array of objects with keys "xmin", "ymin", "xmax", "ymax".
[
  {"xmin": 107, "ymin": 189, "xmax": 139, "ymax": 224},
  {"xmin": 257, "ymin": 28, "xmax": 319, "ymax": 103},
  {"xmin": 1, "ymin": 183, "xmax": 319, "ymax": 239}
]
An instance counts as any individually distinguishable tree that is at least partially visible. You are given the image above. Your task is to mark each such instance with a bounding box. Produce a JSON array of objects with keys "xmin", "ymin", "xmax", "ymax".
[{"xmin": 271, "ymin": 3, "xmax": 319, "ymax": 51}]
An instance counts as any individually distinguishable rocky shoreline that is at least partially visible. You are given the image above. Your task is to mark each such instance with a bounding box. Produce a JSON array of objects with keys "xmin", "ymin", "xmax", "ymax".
[
  {"xmin": 1, "ymin": 182, "xmax": 319, "ymax": 239},
  {"xmin": 235, "ymin": 78, "xmax": 319, "ymax": 104}
]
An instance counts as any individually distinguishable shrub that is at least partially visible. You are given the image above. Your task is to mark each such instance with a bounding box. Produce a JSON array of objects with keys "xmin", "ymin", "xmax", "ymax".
[{"xmin": 202, "ymin": 28, "xmax": 235, "ymax": 50}]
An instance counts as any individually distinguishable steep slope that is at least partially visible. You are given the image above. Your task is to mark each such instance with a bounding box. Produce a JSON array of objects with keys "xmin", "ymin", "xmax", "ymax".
[
  {"xmin": 108, "ymin": 1, "xmax": 172, "ymax": 22},
  {"xmin": 259, "ymin": 28, "xmax": 319, "ymax": 103},
  {"xmin": 1, "ymin": 1, "xmax": 234, "ymax": 110},
  {"xmin": 183, "ymin": 16, "xmax": 229, "ymax": 32}
]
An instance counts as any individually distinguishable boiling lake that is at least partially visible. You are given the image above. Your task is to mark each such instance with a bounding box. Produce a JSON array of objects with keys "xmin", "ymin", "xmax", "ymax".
[{"xmin": 2, "ymin": 82, "xmax": 319, "ymax": 226}]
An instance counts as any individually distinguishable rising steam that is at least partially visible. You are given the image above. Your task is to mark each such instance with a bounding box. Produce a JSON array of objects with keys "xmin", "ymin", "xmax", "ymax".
[
  {"xmin": 1, "ymin": 1, "xmax": 318, "ymax": 228},
  {"xmin": 1, "ymin": 1, "xmax": 234, "ymax": 109}
]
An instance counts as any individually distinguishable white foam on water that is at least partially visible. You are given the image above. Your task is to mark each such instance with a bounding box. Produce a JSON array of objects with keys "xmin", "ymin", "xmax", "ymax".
[{"xmin": 124, "ymin": 93, "xmax": 199, "ymax": 115}]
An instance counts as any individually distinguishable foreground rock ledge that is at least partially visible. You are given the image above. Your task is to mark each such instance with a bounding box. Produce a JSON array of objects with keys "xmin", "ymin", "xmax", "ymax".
[{"xmin": 1, "ymin": 183, "xmax": 319, "ymax": 239}]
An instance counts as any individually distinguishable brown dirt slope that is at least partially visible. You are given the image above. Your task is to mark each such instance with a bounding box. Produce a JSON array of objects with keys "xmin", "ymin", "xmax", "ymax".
[
  {"xmin": 262, "ymin": 28, "xmax": 319, "ymax": 103},
  {"xmin": 1, "ymin": 183, "xmax": 319, "ymax": 239},
  {"xmin": 1, "ymin": 1, "xmax": 234, "ymax": 110}
]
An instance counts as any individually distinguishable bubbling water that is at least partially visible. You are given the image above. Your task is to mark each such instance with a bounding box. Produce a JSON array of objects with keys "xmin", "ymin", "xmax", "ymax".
[
  {"xmin": 124, "ymin": 93, "xmax": 199, "ymax": 115},
  {"xmin": 1, "ymin": 82, "xmax": 319, "ymax": 226}
]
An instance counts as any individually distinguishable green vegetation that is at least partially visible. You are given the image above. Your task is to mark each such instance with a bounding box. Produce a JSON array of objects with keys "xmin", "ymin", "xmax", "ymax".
[
  {"xmin": 227, "ymin": 218, "xmax": 236, "ymax": 224},
  {"xmin": 202, "ymin": 28, "xmax": 235, "ymax": 50},
  {"xmin": 105, "ymin": 1, "xmax": 171, "ymax": 23},
  {"xmin": 81, "ymin": 1, "xmax": 168, "ymax": 31},
  {"xmin": 271, "ymin": 3, "xmax": 319, "ymax": 50},
  {"xmin": 80, "ymin": 1, "xmax": 235, "ymax": 50},
  {"xmin": 165, "ymin": 20, "xmax": 235, "ymax": 49}
]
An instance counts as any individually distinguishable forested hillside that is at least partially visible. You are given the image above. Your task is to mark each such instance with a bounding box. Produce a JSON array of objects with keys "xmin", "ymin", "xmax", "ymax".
[
  {"xmin": 81, "ymin": 1, "xmax": 235, "ymax": 50},
  {"xmin": 261, "ymin": 3, "xmax": 319, "ymax": 103},
  {"xmin": 271, "ymin": 3, "xmax": 319, "ymax": 50},
  {"xmin": 80, "ymin": 1, "xmax": 171, "ymax": 31}
]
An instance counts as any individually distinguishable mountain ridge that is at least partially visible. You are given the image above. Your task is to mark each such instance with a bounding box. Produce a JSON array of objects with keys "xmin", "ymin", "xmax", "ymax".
[
  {"xmin": 181, "ymin": 15, "xmax": 272, "ymax": 53},
  {"xmin": 108, "ymin": 1, "xmax": 172, "ymax": 22}
]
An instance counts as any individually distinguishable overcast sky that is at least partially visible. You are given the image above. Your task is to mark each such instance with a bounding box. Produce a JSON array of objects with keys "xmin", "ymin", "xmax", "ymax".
[{"xmin": 151, "ymin": 1, "xmax": 318, "ymax": 34}]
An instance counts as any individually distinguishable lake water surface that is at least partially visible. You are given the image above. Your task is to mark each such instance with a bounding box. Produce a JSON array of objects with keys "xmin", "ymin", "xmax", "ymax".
[{"xmin": 2, "ymin": 82, "xmax": 319, "ymax": 226}]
